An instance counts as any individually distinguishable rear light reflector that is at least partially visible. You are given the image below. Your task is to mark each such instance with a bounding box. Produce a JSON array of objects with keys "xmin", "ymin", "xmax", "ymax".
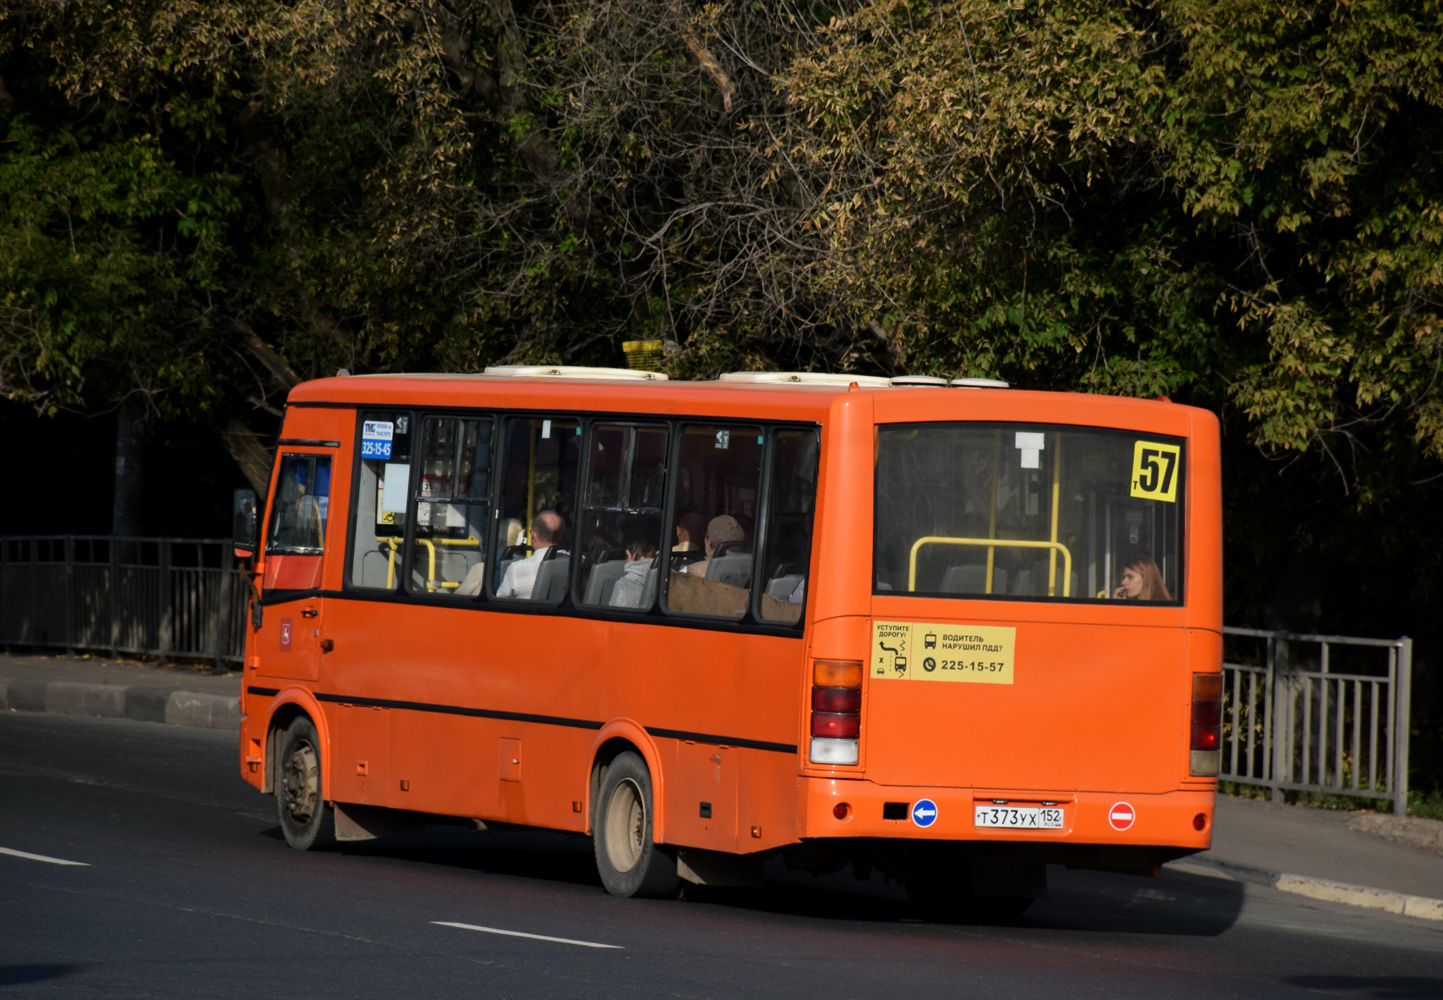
[
  {"xmin": 1190, "ymin": 672, "xmax": 1222, "ymax": 776},
  {"xmin": 814, "ymin": 659, "xmax": 863, "ymax": 687},
  {"xmin": 810, "ymin": 738, "xmax": 859, "ymax": 765},
  {"xmin": 810, "ymin": 659, "xmax": 863, "ymax": 766}
]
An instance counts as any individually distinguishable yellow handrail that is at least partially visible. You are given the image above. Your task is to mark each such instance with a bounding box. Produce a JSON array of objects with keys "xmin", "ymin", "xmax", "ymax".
[
  {"xmin": 908, "ymin": 536, "xmax": 1073, "ymax": 596},
  {"xmin": 378, "ymin": 535, "xmax": 480, "ymax": 591},
  {"xmin": 1048, "ymin": 438, "xmax": 1062, "ymax": 596},
  {"xmin": 986, "ymin": 431, "xmax": 1000, "ymax": 593}
]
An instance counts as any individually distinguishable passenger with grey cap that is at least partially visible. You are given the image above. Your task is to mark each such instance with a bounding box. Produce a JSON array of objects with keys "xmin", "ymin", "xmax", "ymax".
[{"xmin": 682, "ymin": 514, "xmax": 748, "ymax": 584}]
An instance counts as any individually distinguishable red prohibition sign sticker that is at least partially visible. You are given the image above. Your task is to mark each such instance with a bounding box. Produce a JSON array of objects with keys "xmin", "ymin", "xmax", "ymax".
[{"xmin": 1108, "ymin": 801, "xmax": 1136, "ymax": 831}]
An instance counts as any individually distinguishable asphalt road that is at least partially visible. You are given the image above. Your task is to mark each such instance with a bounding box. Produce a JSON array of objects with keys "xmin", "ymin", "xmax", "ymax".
[{"xmin": 1, "ymin": 713, "xmax": 1440, "ymax": 1000}]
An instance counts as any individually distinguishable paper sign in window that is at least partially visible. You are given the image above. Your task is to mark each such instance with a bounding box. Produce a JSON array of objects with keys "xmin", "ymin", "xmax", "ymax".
[
  {"xmin": 1130, "ymin": 441, "xmax": 1181, "ymax": 503},
  {"xmin": 381, "ymin": 463, "xmax": 410, "ymax": 513},
  {"xmin": 1015, "ymin": 431, "xmax": 1045, "ymax": 470},
  {"xmin": 361, "ymin": 420, "xmax": 394, "ymax": 460}
]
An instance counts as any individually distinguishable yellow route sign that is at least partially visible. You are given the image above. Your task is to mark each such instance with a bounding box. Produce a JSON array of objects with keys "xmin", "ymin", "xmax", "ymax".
[
  {"xmin": 870, "ymin": 621, "xmax": 1016, "ymax": 685},
  {"xmin": 1130, "ymin": 440, "xmax": 1181, "ymax": 503}
]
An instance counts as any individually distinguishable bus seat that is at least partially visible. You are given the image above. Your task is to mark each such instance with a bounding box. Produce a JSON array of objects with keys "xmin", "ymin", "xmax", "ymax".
[
  {"xmin": 766, "ymin": 573, "xmax": 804, "ymax": 601},
  {"xmin": 584, "ymin": 558, "xmax": 626, "ymax": 606},
  {"xmin": 671, "ymin": 549, "xmax": 704, "ymax": 572},
  {"xmin": 1010, "ymin": 569, "xmax": 1078, "ymax": 598},
  {"xmin": 532, "ymin": 550, "xmax": 571, "ymax": 602},
  {"xmin": 706, "ymin": 552, "xmax": 752, "ymax": 588},
  {"xmin": 940, "ymin": 565, "xmax": 1008, "ymax": 595},
  {"xmin": 640, "ymin": 556, "xmax": 661, "ymax": 607}
]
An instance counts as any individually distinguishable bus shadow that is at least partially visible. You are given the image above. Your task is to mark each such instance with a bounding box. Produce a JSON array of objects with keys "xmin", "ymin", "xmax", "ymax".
[
  {"xmin": 296, "ymin": 824, "xmax": 606, "ymax": 889},
  {"xmin": 1282, "ymin": 976, "xmax": 1443, "ymax": 999},
  {"xmin": 1022, "ymin": 866, "xmax": 1244, "ymax": 936},
  {"xmin": 259, "ymin": 824, "xmax": 1244, "ymax": 936},
  {"xmin": 0, "ymin": 964, "xmax": 83, "ymax": 987},
  {"xmin": 696, "ymin": 862, "xmax": 1244, "ymax": 937}
]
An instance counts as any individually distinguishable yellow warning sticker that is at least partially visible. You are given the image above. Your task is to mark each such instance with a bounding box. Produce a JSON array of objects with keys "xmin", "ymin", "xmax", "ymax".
[
  {"xmin": 1130, "ymin": 440, "xmax": 1181, "ymax": 503},
  {"xmin": 870, "ymin": 621, "xmax": 1016, "ymax": 685}
]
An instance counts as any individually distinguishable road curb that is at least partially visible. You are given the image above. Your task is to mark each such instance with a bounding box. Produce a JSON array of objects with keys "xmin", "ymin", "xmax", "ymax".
[
  {"xmin": 0, "ymin": 677, "xmax": 238, "ymax": 732},
  {"xmin": 1169, "ymin": 857, "xmax": 1443, "ymax": 922}
]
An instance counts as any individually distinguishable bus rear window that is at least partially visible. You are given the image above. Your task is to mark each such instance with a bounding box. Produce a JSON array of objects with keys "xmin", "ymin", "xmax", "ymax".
[{"xmin": 874, "ymin": 424, "xmax": 1184, "ymax": 603}]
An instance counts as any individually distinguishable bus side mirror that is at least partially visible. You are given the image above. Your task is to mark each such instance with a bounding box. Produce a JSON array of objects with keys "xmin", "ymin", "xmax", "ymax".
[{"xmin": 233, "ymin": 488, "xmax": 259, "ymax": 559}]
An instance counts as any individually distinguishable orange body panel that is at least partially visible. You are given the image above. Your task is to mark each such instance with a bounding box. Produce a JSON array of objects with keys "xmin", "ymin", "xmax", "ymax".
[{"xmin": 240, "ymin": 374, "xmax": 1221, "ymax": 867}]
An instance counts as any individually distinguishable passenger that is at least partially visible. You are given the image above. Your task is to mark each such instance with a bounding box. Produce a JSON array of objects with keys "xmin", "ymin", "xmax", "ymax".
[
  {"xmin": 1112, "ymin": 557, "xmax": 1171, "ymax": 601},
  {"xmin": 682, "ymin": 514, "xmax": 745, "ymax": 580},
  {"xmin": 457, "ymin": 517, "xmax": 523, "ymax": 596},
  {"xmin": 672, "ymin": 511, "xmax": 707, "ymax": 555},
  {"xmin": 497, "ymin": 510, "xmax": 564, "ymax": 599},
  {"xmin": 609, "ymin": 535, "xmax": 659, "ymax": 608}
]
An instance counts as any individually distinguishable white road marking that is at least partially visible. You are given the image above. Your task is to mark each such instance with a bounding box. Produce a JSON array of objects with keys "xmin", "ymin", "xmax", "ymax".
[
  {"xmin": 433, "ymin": 921, "xmax": 622, "ymax": 949},
  {"xmin": 0, "ymin": 846, "xmax": 89, "ymax": 866}
]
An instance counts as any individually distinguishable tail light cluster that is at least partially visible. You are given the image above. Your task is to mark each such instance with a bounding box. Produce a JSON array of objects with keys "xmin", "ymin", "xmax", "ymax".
[
  {"xmin": 810, "ymin": 659, "xmax": 862, "ymax": 766},
  {"xmin": 1190, "ymin": 672, "xmax": 1222, "ymax": 776}
]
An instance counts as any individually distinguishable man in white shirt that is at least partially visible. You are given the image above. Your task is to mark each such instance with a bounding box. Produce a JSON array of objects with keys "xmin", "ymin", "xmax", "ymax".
[{"xmin": 497, "ymin": 510, "xmax": 564, "ymax": 599}]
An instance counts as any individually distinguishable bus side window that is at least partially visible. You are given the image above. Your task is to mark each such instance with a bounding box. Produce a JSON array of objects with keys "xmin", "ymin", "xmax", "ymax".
[
  {"xmin": 576, "ymin": 424, "xmax": 669, "ymax": 610},
  {"xmin": 349, "ymin": 412, "xmax": 412, "ymax": 591},
  {"xmin": 757, "ymin": 428, "xmax": 819, "ymax": 624},
  {"xmin": 491, "ymin": 416, "xmax": 582, "ymax": 603},
  {"xmin": 664, "ymin": 424, "xmax": 763, "ymax": 620},
  {"xmin": 408, "ymin": 415, "xmax": 494, "ymax": 597},
  {"xmin": 266, "ymin": 453, "xmax": 332, "ymax": 592}
]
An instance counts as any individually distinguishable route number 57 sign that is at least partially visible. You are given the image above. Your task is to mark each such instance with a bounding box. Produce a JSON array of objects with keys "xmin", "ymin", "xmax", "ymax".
[{"xmin": 1130, "ymin": 441, "xmax": 1181, "ymax": 503}]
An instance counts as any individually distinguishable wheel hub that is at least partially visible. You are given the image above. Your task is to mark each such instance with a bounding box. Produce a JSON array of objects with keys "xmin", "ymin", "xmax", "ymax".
[
  {"xmin": 282, "ymin": 740, "xmax": 319, "ymax": 825},
  {"xmin": 604, "ymin": 778, "xmax": 646, "ymax": 874}
]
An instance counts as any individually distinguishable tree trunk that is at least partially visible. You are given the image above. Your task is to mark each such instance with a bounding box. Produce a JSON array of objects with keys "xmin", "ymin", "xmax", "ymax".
[
  {"xmin": 221, "ymin": 419, "xmax": 275, "ymax": 496},
  {"xmin": 111, "ymin": 401, "xmax": 147, "ymax": 536}
]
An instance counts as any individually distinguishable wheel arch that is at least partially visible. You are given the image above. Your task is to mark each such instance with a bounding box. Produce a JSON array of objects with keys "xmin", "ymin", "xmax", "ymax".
[
  {"xmin": 262, "ymin": 688, "xmax": 330, "ymax": 796},
  {"xmin": 588, "ymin": 719, "xmax": 667, "ymax": 843}
]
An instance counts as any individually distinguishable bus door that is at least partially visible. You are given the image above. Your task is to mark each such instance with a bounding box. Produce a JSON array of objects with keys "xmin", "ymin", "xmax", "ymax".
[{"xmin": 256, "ymin": 448, "xmax": 337, "ymax": 682}]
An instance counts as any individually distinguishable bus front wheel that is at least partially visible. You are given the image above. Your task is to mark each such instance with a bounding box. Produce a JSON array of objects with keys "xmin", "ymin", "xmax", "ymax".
[
  {"xmin": 592, "ymin": 751, "xmax": 680, "ymax": 898},
  {"xmin": 276, "ymin": 716, "xmax": 337, "ymax": 851}
]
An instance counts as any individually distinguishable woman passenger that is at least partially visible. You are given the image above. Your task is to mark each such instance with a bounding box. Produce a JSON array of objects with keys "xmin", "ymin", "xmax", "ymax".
[{"xmin": 1113, "ymin": 557, "xmax": 1171, "ymax": 601}]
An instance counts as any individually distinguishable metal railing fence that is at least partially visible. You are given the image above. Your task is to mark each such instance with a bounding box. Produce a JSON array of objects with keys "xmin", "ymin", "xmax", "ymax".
[
  {"xmin": 1221, "ymin": 627, "xmax": 1413, "ymax": 816},
  {"xmin": 0, "ymin": 537, "xmax": 1416, "ymax": 813},
  {"xmin": 0, "ymin": 536, "xmax": 247, "ymax": 668}
]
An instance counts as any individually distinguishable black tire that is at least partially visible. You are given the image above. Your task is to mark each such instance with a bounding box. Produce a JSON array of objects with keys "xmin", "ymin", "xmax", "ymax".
[
  {"xmin": 592, "ymin": 751, "xmax": 680, "ymax": 898},
  {"xmin": 276, "ymin": 716, "xmax": 337, "ymax": 850}
]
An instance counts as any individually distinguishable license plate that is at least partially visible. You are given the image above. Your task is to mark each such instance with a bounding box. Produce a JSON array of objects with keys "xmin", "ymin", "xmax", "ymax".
[{"xmin": 974, "ymin": 805, "xmax": 1064, "ymax": 829}]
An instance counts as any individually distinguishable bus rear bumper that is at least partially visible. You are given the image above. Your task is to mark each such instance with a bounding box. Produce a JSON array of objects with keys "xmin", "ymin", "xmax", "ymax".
[{"xmin": 798, "ymin": 776, "xmax": 1214, "ymax": 852}]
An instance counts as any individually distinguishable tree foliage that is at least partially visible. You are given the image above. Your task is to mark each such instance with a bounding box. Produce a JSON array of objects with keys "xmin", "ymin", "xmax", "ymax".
[{"xmin": 1, "ymin": 0, "xmax": 1441, "ymax": 607}]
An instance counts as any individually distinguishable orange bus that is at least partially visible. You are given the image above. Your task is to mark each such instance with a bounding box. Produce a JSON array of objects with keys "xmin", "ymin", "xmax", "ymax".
[{"xmin": 234, "ymin": 366, "xmax": 1222, "ymax": 911}]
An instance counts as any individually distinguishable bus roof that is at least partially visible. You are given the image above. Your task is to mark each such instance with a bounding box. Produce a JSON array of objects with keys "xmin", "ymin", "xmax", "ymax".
[{"xmin": 286, "ymin": 371, "xmax": 1204, "ymax": 434}]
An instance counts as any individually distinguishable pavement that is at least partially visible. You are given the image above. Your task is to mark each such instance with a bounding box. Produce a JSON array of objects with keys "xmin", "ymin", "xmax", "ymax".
[
  {"xmin": 0, "ymin": 651, "xmax": 240, "ymax": 731},
  {"xmin": 3, "ymin": 650, "xmax": 1441, "ymax": 923}
]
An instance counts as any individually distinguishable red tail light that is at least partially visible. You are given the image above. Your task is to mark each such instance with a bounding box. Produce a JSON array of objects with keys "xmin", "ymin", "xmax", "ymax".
[
  {"xmin": 812, "ymin": 687, "xmax": 861, "ymax": 713},
  {"xmin": 810, "ymin": 659, "xmax": 862, "ymax": 765},
  {"xmin": 811, "ymin": 712, "xmax": 860, "ymax": 739},
  {"xmin": 1190, "ymin": 672, "xmax": 1222, "ymax": 775}
]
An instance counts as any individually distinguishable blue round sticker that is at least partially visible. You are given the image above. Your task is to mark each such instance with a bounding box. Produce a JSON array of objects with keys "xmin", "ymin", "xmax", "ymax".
[{"xmin": 911, "ymin": 798, "xmax": 939, "ymax": 828}]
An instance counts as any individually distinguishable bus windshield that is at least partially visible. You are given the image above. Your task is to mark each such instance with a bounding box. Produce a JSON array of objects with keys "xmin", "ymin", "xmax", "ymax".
[{"xmin": 874, "ymin": 423, "xmax": 1184, "ymax": 603}]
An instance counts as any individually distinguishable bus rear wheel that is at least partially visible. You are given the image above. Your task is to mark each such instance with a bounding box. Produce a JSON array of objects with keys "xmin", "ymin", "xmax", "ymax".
[
  {"xmin": 277, "ymin": 716, "xmax": 337, "ymax": 851},
  {"xmin": 592, "ymin": 751, "xmax": 679, "ymax": 898}
]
